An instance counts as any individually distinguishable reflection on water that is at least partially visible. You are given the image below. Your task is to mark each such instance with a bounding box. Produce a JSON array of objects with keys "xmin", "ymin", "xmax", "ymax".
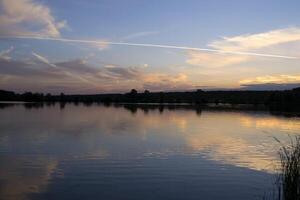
[
  {"xmin": 0, "ymin": 156, "xmax": 58, "ymax": 200},
  {"xmin": 0, "ymin": 103, "xmax": 299, "ymax": 200}
]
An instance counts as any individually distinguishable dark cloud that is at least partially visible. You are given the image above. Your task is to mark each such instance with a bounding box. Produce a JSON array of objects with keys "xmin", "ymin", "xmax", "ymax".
[
  {"xmin": 0, "ymin": 57, "xmax": 194, "ymax": 93},
  {"xmin": 55, "ymin": 60, "xmax": 141, "ymax": 80},
  {"xmin": 0, "ymin": 57, "xmax": 145, "ymax": 93},
  {"xmin": 0, "ymin": 58, "xmax": 62, "ymax": 77},
  {"xmin": 103, "ymin": 66, "xmax": 141, "ymax": 79},
  {"xmin": 55, "ymin": 60, "xmax": 98, "ymax": 74},
  {"xmin": 0, "ymin": 58, "xmax": 44, "ymax": 76},
  {"xmin": 0, "ymin": 58, "xmax": 31, "ymax": 75},
  {"xmin": 0, "ymin": 56, "xmax": 142, "ymax": 81}
]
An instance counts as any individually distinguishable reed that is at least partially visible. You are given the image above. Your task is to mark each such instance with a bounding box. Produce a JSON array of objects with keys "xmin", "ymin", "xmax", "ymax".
[{"xmin": 270, "ymin": 136, "xmax": 300, "ymax": 200}]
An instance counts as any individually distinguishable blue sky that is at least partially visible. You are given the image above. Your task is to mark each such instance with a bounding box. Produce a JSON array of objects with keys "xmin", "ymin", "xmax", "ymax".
[{"xmin": 0, "ymin": 0, "xmax": 300, "ymax": 93}]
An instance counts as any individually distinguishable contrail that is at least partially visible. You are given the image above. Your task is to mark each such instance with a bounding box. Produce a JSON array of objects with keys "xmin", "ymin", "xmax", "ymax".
[{"xmin": 1, "ymin": 35, "xmax": 298, "ymax": 59}]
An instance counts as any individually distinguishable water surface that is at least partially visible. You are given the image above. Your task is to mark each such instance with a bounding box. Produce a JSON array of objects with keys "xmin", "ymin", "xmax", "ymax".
[{"xmin": 1, "ymin": 103, "xmax": 300, "ymax": 200}]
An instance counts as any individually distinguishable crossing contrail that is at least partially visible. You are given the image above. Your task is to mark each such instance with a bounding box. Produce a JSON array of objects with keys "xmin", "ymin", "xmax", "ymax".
[{"xmin": 1, "ymin": 35, "xmax": 299, "ymax": 59}]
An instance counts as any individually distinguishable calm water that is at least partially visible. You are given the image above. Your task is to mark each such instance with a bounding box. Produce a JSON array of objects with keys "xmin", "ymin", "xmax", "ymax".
[{"xmin": 1, "ymin": 103, "xmax": 300, "ymax": 200}]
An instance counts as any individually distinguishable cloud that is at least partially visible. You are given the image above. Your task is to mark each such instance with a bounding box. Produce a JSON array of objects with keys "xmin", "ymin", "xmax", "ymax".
[
  {"xmin": 186, "ymin": 27, "xmax": 300, "ymax": 67},
  {"xmin": 0, "ymin": 56, "xmax": 102, "ymax": 93},
  {"xmin": 31, "ymin": 53, "xmax": 101, "ymax": 86},
  {"xmin": 56, "ymin": 59, "xmax": 98, "ymax": 74},
  {"xmin": 2, "ymin": 27, "xmax": 300, "ymax": 91},
  {"xmin": 0, "ymin": 54, "xmax": 101, "ymax": 89},
  {"xmin": 240, "ymin": 74, "xmax": 300, "ymax": 85},
  {"xmin": 186, "ymin": 50, "xmax": 249, "ymax": 67},
  {"xmin": 55, "ymin": 60, "xmax": 141, "ymax": 82},
  {"xmin": 0, "ymin": 0, "xmax": 67, "ymax": 37},
  {"xmin": 210, "ymin": 27, "xmax": 300, "ymax": 51},
  {"xmin": 142, "ymin": 73, "xmax": 188, "ymax": 84},
  {"xmin": 0, "ymin": 58, "xmax": 32, "ymax": 76},
  {"xmin": 142, "ymin": 73, "xmax": 195, "ymax": 91},
  {"xmin": 103, "ymin": 65, "xmax": 141, "ymax": 79},
  {"xmin": 0, "ymin": 56, "xmax": 63, "ymax": 77},
  {"xmin": 0, "ymin": 54, "xmax": 195, "ymax": 93},
  {"xmin": 0, "ymin": 46, "xmax": 14, "ymax": 60}
]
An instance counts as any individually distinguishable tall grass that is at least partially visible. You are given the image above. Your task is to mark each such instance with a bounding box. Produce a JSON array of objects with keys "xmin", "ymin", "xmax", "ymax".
[{"xmin": 271, "ymin": 136, "xmax": 300, "ymax": 200}]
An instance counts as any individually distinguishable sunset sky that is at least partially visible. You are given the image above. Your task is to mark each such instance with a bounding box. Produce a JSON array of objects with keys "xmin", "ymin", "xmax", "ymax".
[{"xmin": 0, "ymin": 0, "xmax": 300, "ymax": 94}]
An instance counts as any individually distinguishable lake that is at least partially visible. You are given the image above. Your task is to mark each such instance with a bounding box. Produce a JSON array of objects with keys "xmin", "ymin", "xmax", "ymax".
[{"xmin": 1, "ymin": 103, "xmax": 300, "ymax": 200}]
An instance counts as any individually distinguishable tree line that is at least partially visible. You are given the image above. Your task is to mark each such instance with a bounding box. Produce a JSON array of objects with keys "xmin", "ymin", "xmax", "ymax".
[{"xmin": 1, "ymin": 88, "xmax": 300, "ymax": 111}]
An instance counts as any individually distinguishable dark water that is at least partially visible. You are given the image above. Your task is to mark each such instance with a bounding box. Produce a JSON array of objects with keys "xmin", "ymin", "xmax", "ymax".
[{"xmin": 1, "ymin": 103, "xmax": 300, "ymax": 200}]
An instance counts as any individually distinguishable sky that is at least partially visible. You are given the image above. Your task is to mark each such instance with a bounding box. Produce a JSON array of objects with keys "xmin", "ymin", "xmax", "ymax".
[{"xmin": 0, "ymin": 0, "xmax": 300, "ymax": 94}]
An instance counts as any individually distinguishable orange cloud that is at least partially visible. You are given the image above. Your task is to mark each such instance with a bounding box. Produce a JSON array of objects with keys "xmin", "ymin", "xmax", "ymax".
[
  {"xmin": 240, "ymin": 74, "xmax": 300, "ymax": 85},
  {"xmin": 186, "ymin": 50, "xmax": 249, "ymax": 67}
]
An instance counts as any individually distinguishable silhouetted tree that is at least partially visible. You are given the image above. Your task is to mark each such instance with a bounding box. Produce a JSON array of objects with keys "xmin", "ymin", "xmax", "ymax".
[
  {"xmin": 1, "ymin": 87, "xmax": 300, "ymax": 112},
  {"xmin": 130, "ymin": 89, "xmax": 138, "ymax": 95},
  {"xmin": 60, "ymin": 93, "xmax": 65, "ymax": 102}
]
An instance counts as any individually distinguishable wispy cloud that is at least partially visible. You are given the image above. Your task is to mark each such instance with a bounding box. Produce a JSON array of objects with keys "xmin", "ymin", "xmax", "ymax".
[
  {"xmin": 103, "ymin": 65, "xmax": 140, "ymax": 79},
  {"xmin": 210, "ymin": 27, "xmax": 300, "ymax": 51},
  {"xmin": 142, "ymin": 73, "xmax": 194, "ymax": 91},
  {"xmin": 0, "ymin": 0, "xmax": 67, "ymax": 37},
  {"xmin": 0, "ymin": 46, "xmax": 14, "ymax": 60},
  {"xmin": 186, "ymin": 27, "xmax": 300, "ymax": 67}
]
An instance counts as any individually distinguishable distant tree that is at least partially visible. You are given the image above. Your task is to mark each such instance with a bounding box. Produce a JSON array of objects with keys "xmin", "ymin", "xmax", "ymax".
[
  {"xmin": 293, "ymin": 87, "xmax": 300, "ymax": 92},
  {"xmin": 130, "ymin": 89, "xmax": 138, "ymax": 95},
  {"xmin": 159, "ymin": 92, "xmax": 165, "ymax": 103},
  {"xmin": 196, "ymin": 89, "xmax": 204, "ymax": 93},
  {"xmin": 0, "ymin": 90, "xmax": 16, "ymax": 101},
  {"xmin": 124, "ymin": 89, "xmax": 138, "ymax": 102},
  {"xmin": 60, "ymin": 93, "xmax": 65, "ymax": 101},
  {"xmin": 214, "ymin": 99, "xmax": 220, "ymax": 105},
  {"xmin": 22, "ymin": 92, "xmax": 33, "ymax": 101},
  {"xmin": 45, "ymin": 93, "xmax": 52, "ymax": 101},
  {"xmin": 141, "ymin": 90, "xmax": 151, "ymax": 103}
]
